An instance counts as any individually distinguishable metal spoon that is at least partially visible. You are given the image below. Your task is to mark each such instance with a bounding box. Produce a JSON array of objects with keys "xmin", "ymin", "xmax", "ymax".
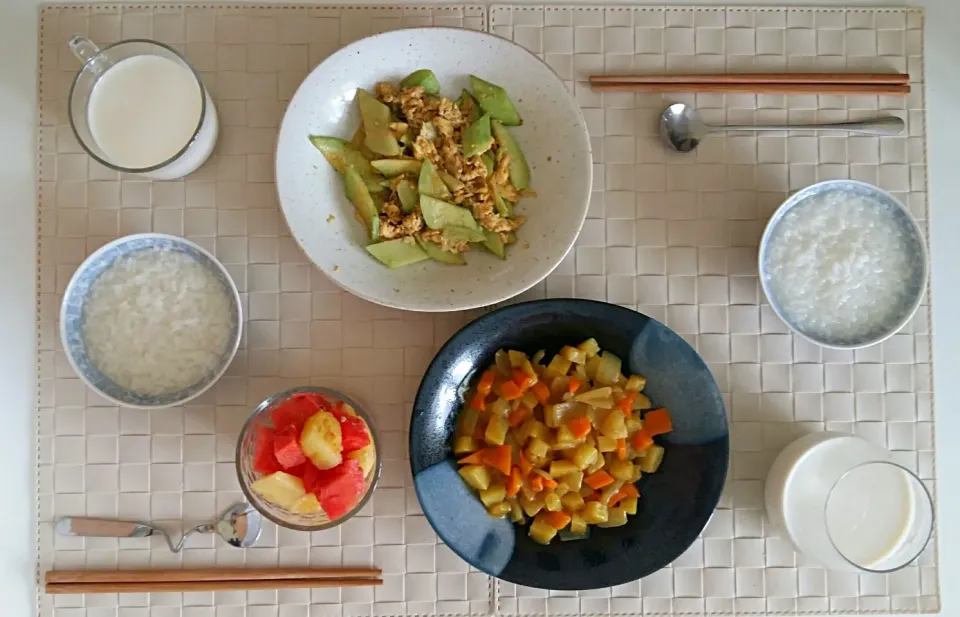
[
  {"xmin": 659, "ymin": 102, "xmax": 905, "ymax": 153},
  {"xmin": 55, "ymin": 503, "xmax": 262, "ymax": 552}
]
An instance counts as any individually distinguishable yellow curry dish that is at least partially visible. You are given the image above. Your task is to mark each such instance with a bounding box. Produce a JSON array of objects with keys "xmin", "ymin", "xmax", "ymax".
[{"xmin": 452, "ymin": 339, "xmax": 675, "ymax": 545}]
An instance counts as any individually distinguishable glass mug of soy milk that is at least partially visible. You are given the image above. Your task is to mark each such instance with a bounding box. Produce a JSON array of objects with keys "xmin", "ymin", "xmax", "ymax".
[
  {"xmin": 67, "ymin": 36, "xmax": 218, "ymax": 180},
  {"xmin": 765, "ymin": 432, "xmax": 934, "ymax": 573}
]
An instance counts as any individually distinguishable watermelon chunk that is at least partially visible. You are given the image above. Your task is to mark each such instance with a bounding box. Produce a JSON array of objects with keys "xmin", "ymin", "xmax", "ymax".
[
  {"xmin": 253, "ymin": 425, "xmax": 281, "ymax": 474},
  {"xmin": 315, "ymin": 459, "xmax": 365, "ymax": 519},
  {"xmin": 329, "ymin": 401, "xmax": 371, "ymax": 453},
  {"xmin": 271, "ymin": 396, "xmax": 319, "ymax": 431},
  {"xmin": 300, "ymin": 462, "xmax": 322, "ymax": 495},
  {"xmin": 274, "ymin": 425, "xmax": 308, "ymax": 469}
]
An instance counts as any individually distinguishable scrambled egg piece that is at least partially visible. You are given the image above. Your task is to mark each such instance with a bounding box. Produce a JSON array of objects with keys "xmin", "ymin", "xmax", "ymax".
[{"xmin": 379, "ymin": 202, "xmax": 425, "ymax": 240}]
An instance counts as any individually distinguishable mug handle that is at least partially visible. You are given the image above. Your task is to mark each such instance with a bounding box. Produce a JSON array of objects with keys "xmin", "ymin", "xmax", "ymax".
[{"xmin": 68, "ymin": 35, "xmax": 112, "ymax": 74}]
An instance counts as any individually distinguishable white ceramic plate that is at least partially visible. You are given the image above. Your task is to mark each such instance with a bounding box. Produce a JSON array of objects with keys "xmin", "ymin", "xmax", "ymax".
[{"xmin": 275, "ymin": 28, "xmax": 592, "ymax": 312}]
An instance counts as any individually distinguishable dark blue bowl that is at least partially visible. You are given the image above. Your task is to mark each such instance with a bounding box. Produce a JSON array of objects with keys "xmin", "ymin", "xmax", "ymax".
[{"xmin": 410, "ymin": 299, "xmax": 729, "ymax": 590}]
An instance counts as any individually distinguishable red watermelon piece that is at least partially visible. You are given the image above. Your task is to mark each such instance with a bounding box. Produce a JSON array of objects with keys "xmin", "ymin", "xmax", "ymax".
[
  {"xmin": 300, "ymin": 462, "xmax": 322, "ymax": 495},
  {"xmin": 271, "ymin": 396, "xmax": 319, "ymax": 431},
  {"xmin": 315, "ymin": 459, "xmax": 365, "ymax": 519},
  {"xmin": 273, "ymin": 425, "xmax": 308, "ymax": 469},
  {"xmin": 339, "ymin": 415, "xmax": 371, "ymax": 453},
  {"xmin": 252, "ymin": 425, "xmax": 281, "ymax": 474}
]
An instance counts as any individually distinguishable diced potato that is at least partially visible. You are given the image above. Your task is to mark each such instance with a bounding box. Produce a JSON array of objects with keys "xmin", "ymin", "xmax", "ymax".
[
  {"xmin": 480, "ymin": 483, "xmax": 507, "ymax": 507},
  {"xmin": 575, "ymin": 387, "xmax": 613, "ymax": 406},
  {"xmin": 545, "ymin": 355, "xmax": 572, "ymax": 378},
  {"xmin": 599, "ymin": 480, "xmax": 624, "ymax": 505},
  {"xmin": 585, "ymin": 455, "xmax": 606, "ymax": 474},
  {"xmin": 508, "ymin": 350, "xmax": 528, "ymax": 368},
  {"xmin": 569, "ymin": 513, "xmax": 588, "ymax": 535},
  {"xmin": 639, "ymin": 444, "xmax": 665, "ymax": 473},
  {"xmin": 560, "ymin": 345, "xmax": 587, "ymax": 365},
  {"xmin": 608, "ymin": 460, "xmax": 634, "ymax": 482},
  {"xmin": 528, "ymin": 420, "xmax": 549, "ymax": 443},
  {"xmin": 485, "ymin": 415, "xmax": 508, "ymax": 445},
  {"xmin": 290, "ymin": 492, "xmax": 323, "ymax": 514},
  {"xmin": 519, "ymin": 494, "xmax": 545, "ymax": 517},
  {"xmin": 454, "ymin": 436, "xmax": 479, "ymax": 455},
  {"xmin": 579, "ymin": 484, "xmax": 595, "ymax": 498},
  {"xmin": 545, "ymin": 402, "xmax": 576, "ymax": 428},
  {"xmin": 495, "ymin": 349, "xmax": 512, "ymax": 376},
  {"xmin": 585, "ymin": 355, "xmax": 602, "ymax": 380},
  {"xmin": 581, "ymin": 501, "xmax": 609, "ymax": 524},
  {"xmin": 457, "ymin": 407, "xmax": 479, "ymax": 437},
  {"xmin": 529, "ymin": 515, "xmax": 559, "ymax": 545},
  {"xmin": 519, "ymin": 391, "xmax": 539, "ymax": 410},
  {"xmin": 598, "ymin": 506, "xmax": 628, "ymax": 528},
  {"xmin": 252, "ymin": 472, "xmax": 306, "ymax": 509},
  {"xmin": 489, "ymin": 397, "xmax": 510, "ymax": 418},
  {"xmin": 600, "ymin": 409, "xmax": 628, "ymax": 439},
  {"xmin": 458, "ymin": 465, "xmax": 491, "ymax": 491},
  {"xmin": 625, "ymin": 415, "xmax": 643, "ymax": 433},
  {"xmin": 526, "ymin": 438, "xmax": 551, "ymax": 464},
  {"xmin": 621, "ymin": 496, "xmax": 638, "ymax": 515},
  {"xmin": 624, "ymin": 374, "xmax": 646, "ymax": 392},
  {"xmin": 572, "ymin": 363, "xmax": 588, "ymax": 382},
  {"xmin": 531, "ymin": 350, "xmax": 546, "ymax": 366},
  {"xmin": 561, "ymin": 491, "xmax": 585, "ymax": 511},
  {"xmin": 630, "ymin": 465, "xmax": 643, "ymax": 483},
  {"xmin": 561, "ymin": 470, "xmax": 584, "ymax": 492},
  {"xmin": 509, "ymin": 500, "xmax": 525, "ymax": 523},
  {"xmin": 596, "ymin": 435, "xmax": 618, "ymax": 453},
  {"xmin": 544, "ymin": 492, "xmax": 562, "ymax": 511},
  {"xmin": 632, "ymin": 393, "xmax": 652, "ymax": 411},
  {"xmin": 549, "ymin": 460, "xmax": 579, "ymax": 478},
  {"xmin": 594, "ymin": 351, "xmax": 622, "ymax": 386},
  {"xmin": 577, "ymin": 338, "xmax": 601, "ymax": 358},
  {"xmin": 572, "ymin": 444, "xmax": 599, "ymax": 470},
  {"xmin": 552, "ymin": 424, "xmax": 578, "ymax": 450},
  {"xmin": 487, "ymin": 502, "xmax": 512, "ymax": 518},
  {"xmin": 301, "ymin": 410, "xmax": 344, "ymax": 470}
]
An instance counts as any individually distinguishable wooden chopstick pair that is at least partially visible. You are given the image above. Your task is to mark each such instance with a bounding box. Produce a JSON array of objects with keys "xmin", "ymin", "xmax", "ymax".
[
  {"xmin": 589, "ymin": 73, "xmax": 910, "ymax": 95},
  {"xmin": 45, "ymin": 568, "xmax": 383, "ymax": 595}
]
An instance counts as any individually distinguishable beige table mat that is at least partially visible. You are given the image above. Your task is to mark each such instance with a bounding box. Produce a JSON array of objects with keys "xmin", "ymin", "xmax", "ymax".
[{"xmin": 36, "ymin": 3, "xmax": 937, "ymax": 616}]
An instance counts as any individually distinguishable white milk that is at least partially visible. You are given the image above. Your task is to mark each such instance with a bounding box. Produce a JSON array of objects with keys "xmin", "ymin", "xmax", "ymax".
[
  {"xmin": 765, "ymin": 433, "xmax": 916, "ymax": 571},
  {"xmin": 88, "ymin": 54, "xmax": 218, "ymax": 180}
]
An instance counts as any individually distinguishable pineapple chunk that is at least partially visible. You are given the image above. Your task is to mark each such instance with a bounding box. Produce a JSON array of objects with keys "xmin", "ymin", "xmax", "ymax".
[
  {"xmin": 251, "ymin": 471, "xmax": 306, "ymax": 509},
  {"xmin": 561, "ymin": 470, "xmax": 583, "ymax": 492},
  {"xmin": 545, "ymin": 355, "xmax": 572, "ymax": 378},
  {"xmin": 290, "ymin": 492, "xmax": 323, "ymax": 514},
  {"xmin": 569, "ymin": 513, "xmax": 588, "ymax": 535},
  {"xmin": 529, "ymin": 515, "xmax": 559, "ymax": 545},
  {"xmin": 485, "ymin": 415, "xmax": 509, "ymax": 445},
  {"xmin": 507, "ymin": 350, "xmax": 528, "ymax": 368},
  {"xmin": 300, "ymin": 410, "xmax": 343, "ymax": 470},
  {"xmin": 608, "ymin": 460, "xmax": 634, "ymax": 482},
  {"xmin": 571, "ymin": 444, "xmax": 599, "ymax": 470},
  {"xmin": 581, "ymin": 501, "xmax": 609, "ymax": 524},
  {"xmin": 487, "ymin": 502, "xmax": 512, "ymax": 518},
  {"xmin": 577, "ymin": 338, "xmax": 601, "ymax": 358},
  {"xmin": 561, "ymin": 491, "xmax": 585, "ymax": 512},
  {"xmin": 621, "ymin": 496, "xmax": 639, "ymax": 515},
  {"xmin": 624, "ymin": 374, "xmax": 646, "ymax": 392},
  {"xmin": 453, "ymin": 436, "xmax": 479, "ymax": 455},
  {"xmin": 554, "ymin": 484, "xmax": 570, "ymax": 497},
  {"xmin": 639, "ymin": 444, "xmax": 665, "ymax": 473},
  {"xmin": 599, "ymin": 480, "xmax": 624, "ymax": 505},
  {"xmin": 544, "ymin": 492, "xmax": 562, "ymax": 512},
  {"xmin": 633, "ymin": 393, "xmax": 652, "ymax": 410},
  {"xmin": 552, "ymin": 424, "xmax": 578, "ymax": 450},
  {"xmin": 480, "ymin": 483, "xmax": 507, "ymax": 507},
  {"xmin": 560, "ymin": 345, "xmax": 587, "ymax": 365},
  {"xmin": 525, "ymin": 438, "xmax": 551, "ymax": 464},
  {"xmin": 596, "ymin": 435, "xmax": 618, "ymax": 453},
  {"xmin": 348, "ymin": 443, "xmax": 377, "ymax": 477},
  {"xmin": 549, "ymin": 460, "xmax": 579, "ymax": 478},
  {"xmin": 600, "ymin": 409, "xmax": 628, "ymax": 439},
  {"xmin": 458, "ymin": 465, "xmax": 492, "ymax": 491},
  {"xmin": 598, "ymin": 506, "xmax": 628, "ymax": 528},
  {"xmin": 519, "ymin": 494, "xmax": 545, "ymax": 517},
  {"xmin": 509, "ymin": 500, "xmax": 525, "ymax": 523}
]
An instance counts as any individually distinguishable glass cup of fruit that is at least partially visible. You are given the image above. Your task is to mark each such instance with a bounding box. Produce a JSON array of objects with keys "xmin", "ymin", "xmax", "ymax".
[{"xmin": 236, "ymin": 386, "xmax": 381, "ymax": 530}]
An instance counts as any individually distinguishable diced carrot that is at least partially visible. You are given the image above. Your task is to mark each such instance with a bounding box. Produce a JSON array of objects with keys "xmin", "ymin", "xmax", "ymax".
[
  {"xmin": 543, "ymin": 510, "xmax": 572, "ymax": 530},
  {"xmin": 469, "ymin": 391, "xmax": 487, "ymax": 411},
  {"xmin": 631, "ymin": 429, "xmax": 654, "ymax": 451},
  {"xmin": 644, "ymin": 408, "xmax": 674, "ymax": 436},
  {"xmin": 567, "ymin": 376, "xmax": 582, "ymax": 394},
  {"xmin": 518, "ymin": 452, "xmax": 533, "ymax": 476},
  {"xmin": 584, "ymin": 469, "xmax": 615, "ymax": 490},
  {"xmin": 511, "ymin": 368, "xmax": 533, "ymax": 391},
  {"xmin": 506, "ymin": 467, "xmax": 522, "ymax": 497},
  {"xmin": 508, "ymin": 406, "xmax": 530, "ymax": 427},
  {"xmin": 530, "ymin": 382, "xmax": 551, "ymax": 405},
  {"xmin": 541, "ymin": 475, "xmax": 558, "ymax": 489},
  {"xmin": 566, "ymin": 416, "xmax": 592, "ymax": 439},
  {"xmin": 616, "ymin": 438, "xmax": 628, "ymax": 461},
  {"xmin": 499, "ymin": 380, "xmax": 523, "ymax": 401},
  {"xmin": 477, "ymin": 369, "xmax": 496, "ymax": 396},
  {"xmin": 583, "ymin": 491, "xmax": 600, "ymax": 502},
  {"xmin": 529, "ymin": 474, "xmax": 544, "ymax": 493},
  {"xmin": 608, "ymin": 489, "xmax": 627, "ymax": 508},
  {"xmin": 617, "ymin": 392, "xmax": 637, "ymax": 414},
  {"xmin": 473, "ymin": 425, "xmax": 486, "ymax": 441},
  {"xmin": 458, "ymin": 451, "xmax": 484, "ymax": 465},
  {"xmin": 480, "ymin": 445, "xmax": 513, "ymax": 476},
  {"xmin": 620, "ymin": 483, "xmax": 639, "ymax": 498}
]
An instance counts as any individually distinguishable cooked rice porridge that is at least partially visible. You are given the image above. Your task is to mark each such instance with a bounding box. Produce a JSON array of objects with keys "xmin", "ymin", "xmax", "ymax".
[
  {"xmin": 763, "ymin": 191, "xmax": 920, "ymax": 344},
  {"xmin": 82, "ymin": 249, "xmax": 234, "ymax": 396}
]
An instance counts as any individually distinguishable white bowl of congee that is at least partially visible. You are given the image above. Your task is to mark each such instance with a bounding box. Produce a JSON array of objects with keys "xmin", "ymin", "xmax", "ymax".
[
  {"xmin": 60, "ymin": 233, "xmax": 242, "ymax": 408},
  {"xmin": 759, "ymin": 180, "xmax": 927, "ymax": 349}
]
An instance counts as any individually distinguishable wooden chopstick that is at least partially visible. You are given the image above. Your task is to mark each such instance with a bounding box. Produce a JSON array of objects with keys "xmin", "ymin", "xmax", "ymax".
[
  {"xmin": 45, "ymin": 567, "xmax": 381, "ymax": 584},
  {"xmin": 590, "ymin": 73, "xmax": 909, "ymax": 86},
  {"xmin": 589, "ymin": 82, "xmax": 909, "ymax": 95},
  {"xmin": 46, "ymin": 578, "xmax": 382, "ymax": 595}
]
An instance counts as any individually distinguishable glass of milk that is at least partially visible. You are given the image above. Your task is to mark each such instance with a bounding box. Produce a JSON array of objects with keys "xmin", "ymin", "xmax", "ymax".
[
  {"xmin": 765, "ymin": 432, "xmax": 934, "ymax": 573},
  {"xmin": 67, "ymin": 36, "xmax": 219, "ymax": 180}
]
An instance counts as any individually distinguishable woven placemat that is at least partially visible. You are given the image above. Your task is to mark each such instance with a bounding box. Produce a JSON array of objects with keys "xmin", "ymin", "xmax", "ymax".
[
  {"xmin": 489, "ymin": 5, "xmax": 937, "ymax": 615},
  {"xmin": 36, "ymin": 3, "xmax": 938, "ymax": 616}
]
